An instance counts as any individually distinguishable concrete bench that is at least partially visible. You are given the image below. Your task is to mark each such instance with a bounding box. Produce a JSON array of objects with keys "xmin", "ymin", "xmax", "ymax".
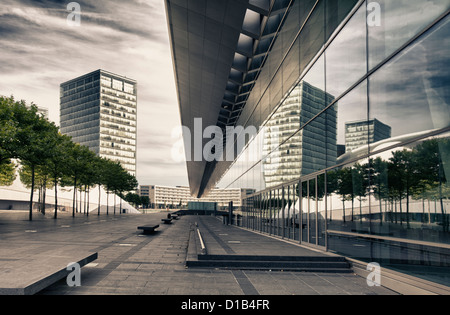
[
  {"xmin": 0, "ymin": 252, "xmax": 97, "ymax": 295},
  {"xmin": 161, "ymin": 218, "xmax": 173, "ymax": 224},
  {"xmin": 138, "ymin": 225, "xmax": 159, "ymax": 234}
]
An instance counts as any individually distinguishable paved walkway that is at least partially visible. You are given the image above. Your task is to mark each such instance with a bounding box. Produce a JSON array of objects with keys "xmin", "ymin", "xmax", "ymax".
[{"xmin": 0, "ymin": 211, "xmax": 397, "ymax": 295}]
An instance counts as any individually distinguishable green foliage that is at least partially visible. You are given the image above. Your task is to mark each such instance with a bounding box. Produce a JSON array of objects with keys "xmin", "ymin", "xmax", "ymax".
[
  {"xmin": 0, "ymin": 159, "xmax": 16, "ymax": 186},
  {"xmin": 0, "ymin": 95, "xmax": 139, "ymax": 220}
]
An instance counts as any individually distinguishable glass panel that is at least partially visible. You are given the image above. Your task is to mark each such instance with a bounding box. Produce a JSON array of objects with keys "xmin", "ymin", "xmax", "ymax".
[
  {"xmin": 277, "ymin": 188, "xmax": 283, "ymax": 237},
  {"xmin": 368, "ymin": 0, "xmax": 450, "ymax": 69},
  {"xmin": 370, "ymin": 131, "xmax": 450, "ymax": 242},
  {"xmin": 325, "ymin": 0, "xmax": 359, "ymax": 41},
  {"xmin": 369, "ymin": 17, "xmax": 450, "ymax": 151},
  {"xmin": 326, "ymin": 3, "xmax": 367, "ymax": 98},
  {"xmin": 309, "ymin": 178, "xmax": 317, "ymax": 244},
  {"xmin": 335, "ymin": 80, "xmax": 369, "ymax": 164},
  {"xmin": 317, "ymin": 173, "xmax": 326, "ymax": 246},
  {"xmin": 327, "ymin": 131, "xmax": 449, "ymax": 285},
  {"xmin": 326, "ymin": 159, "xmax": 370, "ymax": 234},
  {"xmin": 293, "ymin": 181, "xmax": 301, "ymax": 241},
  {"xmin": 300, "ymin": 0, "xmax": 325, "ymax": 73},
  {"xmin": 301, "ymin": 181, "xmax": 308, "ymax": 243},
  {"xmin": 269, "ymin": 189, "xmax": 274, "ymax": 235}
]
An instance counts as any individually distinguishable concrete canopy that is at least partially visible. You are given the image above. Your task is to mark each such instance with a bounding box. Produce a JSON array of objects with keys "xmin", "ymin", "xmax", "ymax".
[{"xmin": 165, "ymin": 0, "xmax": 290, "ymax": 197}]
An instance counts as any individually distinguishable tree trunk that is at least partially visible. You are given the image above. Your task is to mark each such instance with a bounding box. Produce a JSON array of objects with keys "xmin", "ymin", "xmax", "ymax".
[
  {"xmin": 54, "ymin": 179, "xmax": 58, "ymax": 219},
  {"xmin": 42, "ymin": 178, "xmax": 47, "ymax": 216},
  {"xmin": 98, "ymin": 185, "xmax": 101, "ymax": 216},
  {"xmin": 87, "ymin": 185, "xmax": 90, "ymax": 217},
  {"xmin": 72, "ymin": 178, "xmax": 77, "ymax": 217},
  {"xmin": 342, "ymin": 198, "xmax": 346, "ymax": 223},
  {"xmin": 29, "ymin": 165, "xmax": 35, "ymax": 221}
]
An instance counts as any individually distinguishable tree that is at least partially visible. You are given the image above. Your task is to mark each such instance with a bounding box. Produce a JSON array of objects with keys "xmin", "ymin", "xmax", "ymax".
[
  {"xmin": 19, "ymin": 164, "xmax": 54, "ymax": 214},
  {"xmin": 64, "ymin": 143, "xmax": 96, "ymax": 217},
  {"xmin": 91, "ymin": 156, "xmax": 109, "ymax": 216},
  {"xmin": 46, "ymin": 133, "xmax": 73, "ymax": 219},
  {"xmin": 140, "ymin": 196, "xmax": 150, "ymax": 208},
  {"xmin": 368, "ymin": 157, "xmax": 389, "ymax": 225},
  {"xmin": 388, "ymin": 150, "xmax": 418, "ymax": 228},
  {"xmin": 125, "ymin": 192, "xmax": 141, "ymax": 208},
  {"xmin": 13, "ymin": 103, "xmax": 59, "ymax": 221},
  {"xmin": 413, "ymin": 138, "xmax": 449, "ymax": 231},
  {"xmin": 326, "ymin": 170, "xmax": 339, "ymax": 221},
  {"xmin": 352, "ymin": 163, "xmax": 369, "ymax": 223},
  {"xmin": 0, "ymin": 96, "xmax": 20, "ymax": 164},
  {"xmin": 336, "ymin": 167, "xmax": 353, "ymax": 223}
]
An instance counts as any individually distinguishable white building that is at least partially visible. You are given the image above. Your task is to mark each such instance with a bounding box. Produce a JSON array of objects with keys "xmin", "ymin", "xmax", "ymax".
[{"xmin": 140, "ymin": 185, "xmax": 254, "ymax": 209}]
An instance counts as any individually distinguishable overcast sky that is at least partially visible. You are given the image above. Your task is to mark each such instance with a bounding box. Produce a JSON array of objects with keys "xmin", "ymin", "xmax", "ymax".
[{"xmin": 0, "ymin": 0, "xmax": 189, "ymax": 187}]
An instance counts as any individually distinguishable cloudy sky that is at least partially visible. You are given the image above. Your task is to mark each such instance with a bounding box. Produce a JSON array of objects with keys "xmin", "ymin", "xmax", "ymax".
[{"xmin": 0, "ymin": 0, "xmax": 189, "ymax": 187}]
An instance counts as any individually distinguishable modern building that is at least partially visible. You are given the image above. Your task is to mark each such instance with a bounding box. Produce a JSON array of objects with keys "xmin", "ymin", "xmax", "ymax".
[
  {"xmin": 139, "ymin": 185, "xmax": 255, "ymax": 209},
  {"xmin": 165, "ymin": 0, "xmax": 450, "ymax": 289},
  {"xmin": 60, "ymin": 69, "xmax": 137, "ymax": 176},
  {"xmin": 262, "ymin": 81, "xmax": 336, "ymax": 188},
  {"xmin": 345, "ymin": 119, "xmax": 391, "ymax": 152}
]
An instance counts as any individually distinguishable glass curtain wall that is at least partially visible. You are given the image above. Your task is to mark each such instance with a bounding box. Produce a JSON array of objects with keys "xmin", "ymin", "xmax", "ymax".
[{"xmin": 221, "ymin": 0, "xmax": 450, "ymax": 283}]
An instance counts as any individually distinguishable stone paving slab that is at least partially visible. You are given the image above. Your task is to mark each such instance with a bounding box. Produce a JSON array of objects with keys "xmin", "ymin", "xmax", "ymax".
[{"xmin": 0, "ymin": 210, "xmax": 397, "ymax": 295}]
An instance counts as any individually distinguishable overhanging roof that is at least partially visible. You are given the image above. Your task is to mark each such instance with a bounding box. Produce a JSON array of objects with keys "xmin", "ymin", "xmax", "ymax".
[{"xmin": 165, "ymin": 0, "xmax": 291, "ymax": 197}]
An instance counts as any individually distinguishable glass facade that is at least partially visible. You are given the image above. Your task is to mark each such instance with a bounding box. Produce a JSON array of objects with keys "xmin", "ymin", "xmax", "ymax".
[
  {"xmin": 60, "ymin": 70, "xmax": 137, "ymax": 176},
  {"xmin": 215, "ymin": 0, "xmax": 450, "ymax": 284}
]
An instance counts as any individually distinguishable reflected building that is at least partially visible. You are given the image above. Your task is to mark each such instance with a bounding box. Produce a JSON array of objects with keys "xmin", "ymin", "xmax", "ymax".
[
  {"xmin": 263, "ymin": 81, "xmax": 336, "ymax": 188},
  {"xmin": 345, "ymin": 119, "xmax": 391, "ymax": 152},
  {"xmin": 60, "ymin": 70, "xmax": 137, "ymax": 176}
]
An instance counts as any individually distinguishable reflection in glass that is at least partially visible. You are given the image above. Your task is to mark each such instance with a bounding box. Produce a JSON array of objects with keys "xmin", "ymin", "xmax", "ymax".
[
  {"xmin": 317, "ymin": 174, "xmax": 326, "ymax": 246},
  {"xmin": 326, "ymin": 3, "xmax": 367, "ymax": 98},
  {"xmin": 368, "ymin": 0, "xmax": 450, "ymax": 69},
  {"xmin": 309, "ymin": 178, "xmax": 317, "ymax": 244},
  {"xmin": 262, "ymin": 76, "xmax": 337, "ymax": 188},
  {"xmin": 369, "ymin": 17, "xmax": 450, "ymax": 144},
  {"xmin": 334, "ymin": 81, "xmax": 368, "ymax": 164}
]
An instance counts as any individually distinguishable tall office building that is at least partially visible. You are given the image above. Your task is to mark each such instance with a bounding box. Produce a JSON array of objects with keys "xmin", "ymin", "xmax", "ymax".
[
  {"xmin": 262, "ymin": 81, "xmax": 336, "ymax": 188},
  {"xmin": 60, "ymin": 70, "xmax": 137, "ymax": 176},
  {"xmin": 345, "ymin": 119, "xmax": 391, "ymax": 152},
  {"xmin": 165, "ymin": 0, "xmax": 450, "ymax": 289}
]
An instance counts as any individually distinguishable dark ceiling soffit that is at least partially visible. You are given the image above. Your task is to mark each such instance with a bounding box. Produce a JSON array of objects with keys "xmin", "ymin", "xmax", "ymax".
[{"xmin": 217, "ymin": 0, "xmax": 291, "ymax": 132}]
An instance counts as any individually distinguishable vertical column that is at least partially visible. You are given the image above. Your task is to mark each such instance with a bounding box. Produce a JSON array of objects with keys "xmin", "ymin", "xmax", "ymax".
[{"xmin": 228, "ymin": 201, "xmax": 233, "ymax": 225}]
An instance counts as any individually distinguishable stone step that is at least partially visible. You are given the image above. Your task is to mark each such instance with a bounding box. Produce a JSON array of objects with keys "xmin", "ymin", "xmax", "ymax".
[
  {"xmin": 197, "ymin": 254, "xmax": 347, "ymax": 262},
  {"xmin": 186, "ymin": 258, "xmax": 352, "ymax": 272}
]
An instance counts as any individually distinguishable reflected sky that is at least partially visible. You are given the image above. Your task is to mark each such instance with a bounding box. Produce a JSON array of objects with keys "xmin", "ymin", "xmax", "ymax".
[
  {"xmin": 370, "ymin": 17, "xmax": 450, "ymax": 137},
  {"xmin": 368, "ymin": 0, "xmax": 450, "ymax": 68}
]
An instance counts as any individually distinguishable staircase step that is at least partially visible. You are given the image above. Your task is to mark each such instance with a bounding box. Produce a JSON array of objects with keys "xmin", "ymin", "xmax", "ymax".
[
  {"xmin": 197, "ymin": 255, "xmax": 347, "ymax": 262},
  {"xmin": 186, "ymin": 259, "xmax": 352, "ymax": 272}
]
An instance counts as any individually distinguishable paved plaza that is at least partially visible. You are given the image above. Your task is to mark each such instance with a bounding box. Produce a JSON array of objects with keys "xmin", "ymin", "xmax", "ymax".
[{"xmin": 0, "ymin": 210, "xmax": 397, "ymax": 296}]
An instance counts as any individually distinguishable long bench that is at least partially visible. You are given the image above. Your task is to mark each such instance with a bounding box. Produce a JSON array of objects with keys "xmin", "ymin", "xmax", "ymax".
[
  {"xmin": 161, "ymin": 218, "xmax": 173, "ymax": 224},
  {"xmin": 137, "ymin": 225, "xmax": 159, "ymax": 234},
  {"xmin": 0, "ymin": 252, "xmax": 98, "ymax": 295}
]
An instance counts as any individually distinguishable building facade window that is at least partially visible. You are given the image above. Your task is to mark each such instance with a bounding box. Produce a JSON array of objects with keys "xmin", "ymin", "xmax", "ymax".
[{"xmin": 60, "ymin": 70, "xmax": 137, "ymax": 176}]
